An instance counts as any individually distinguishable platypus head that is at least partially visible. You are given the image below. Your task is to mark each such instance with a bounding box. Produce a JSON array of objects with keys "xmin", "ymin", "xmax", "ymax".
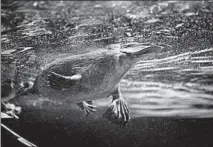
[{"xmin": 113, "ymin": 43, "xmax": 163, "ymax": 78}]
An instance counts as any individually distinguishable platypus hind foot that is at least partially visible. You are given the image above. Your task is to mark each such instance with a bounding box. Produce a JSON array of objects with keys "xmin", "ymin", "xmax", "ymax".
[
  {"xmin": 77, "ymin": 101, "xmax": 96, "ymax": 116},
  {"xmin": 103, "ymin": 98, "xmax": 130, "ymax": 125}
]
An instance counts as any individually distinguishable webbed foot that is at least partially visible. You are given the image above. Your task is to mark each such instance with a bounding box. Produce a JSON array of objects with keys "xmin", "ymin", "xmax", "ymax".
[
  {"xmin": 77, "ymin": 101, "xmax": 96, "ymax": 115},
  {"xmin": 103, "ymin": 98, "xmax": 130, "ymax": 125},
  {"xmin": 103, "ymin": 86, "xmax": 130, "ymax": 125}
]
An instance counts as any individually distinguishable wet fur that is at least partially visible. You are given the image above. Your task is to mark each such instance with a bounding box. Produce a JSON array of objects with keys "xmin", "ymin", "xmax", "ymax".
[
  {"xmin": 32, "ymin": 45, "xmax": 162, "ymax": 103},
  {"xmin": 33, "ymin": 50, "xmax": 132, "ymax": 103}
]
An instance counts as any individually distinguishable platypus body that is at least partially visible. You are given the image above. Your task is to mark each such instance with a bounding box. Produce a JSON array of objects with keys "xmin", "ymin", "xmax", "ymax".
[
  {"xmin": 35, "ymin": 50, "xmax": 131, "ymax": 102},
  {"xmin": 29, "ymin": 44, "xmax": 163, "ymax": 124}
]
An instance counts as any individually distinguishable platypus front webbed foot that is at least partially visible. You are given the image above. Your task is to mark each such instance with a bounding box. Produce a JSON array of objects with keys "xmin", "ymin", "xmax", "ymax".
[
  {"xmin": 103, "ymin": 87, "xmax": 130, "ymax": 125},
  {"xmin": 77, "ymin": 101, "xmax": 96, "ymax": 116}
]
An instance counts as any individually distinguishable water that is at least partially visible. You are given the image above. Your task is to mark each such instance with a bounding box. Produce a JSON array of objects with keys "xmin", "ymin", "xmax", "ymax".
[
  {"xmin": 1, "ymin": 1, "xmax": 213, "ymax": 147},
  {"xmin": 2, "ymin": 1, "xmax": 213, "ymax": 118}
]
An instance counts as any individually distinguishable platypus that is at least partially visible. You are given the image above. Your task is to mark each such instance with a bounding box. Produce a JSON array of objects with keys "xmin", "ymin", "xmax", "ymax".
[{"xmin": 22, "ymin": 43, "xmax": 163, "ymax": 124}]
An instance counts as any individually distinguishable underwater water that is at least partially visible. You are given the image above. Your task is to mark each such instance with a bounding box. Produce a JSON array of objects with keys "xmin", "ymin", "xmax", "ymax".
[{"xmin": 1, "ymin": 1, "xmax": 213, "ymax": 147}]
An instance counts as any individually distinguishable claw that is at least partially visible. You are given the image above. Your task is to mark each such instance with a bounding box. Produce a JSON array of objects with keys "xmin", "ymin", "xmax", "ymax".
[
  {"xmin": 77, "ymin": 101, "xmax": 96, "ymax": 115},
  {"xmin": 120, "ymin": 103, "xmax": 126, "ymax": 121}
]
